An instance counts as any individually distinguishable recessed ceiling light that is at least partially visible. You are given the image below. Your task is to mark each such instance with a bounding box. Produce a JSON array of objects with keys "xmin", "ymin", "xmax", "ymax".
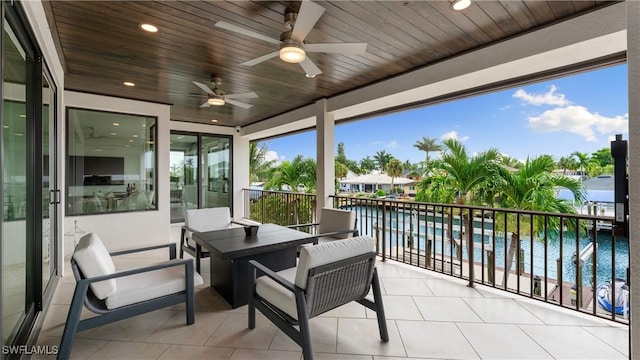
[
  {"xmin": 94, "ymin": 149, "xmax": 103, "ymax": 152},
  {"xmin": 129, "ymin": 140, "xmax": 134, "ymax": 143},
  {"xmin": 110, "ymin": 132, "xmax": 116, "ymax": 136},
  {"xmin": 450, "ymin": 0, "xmax": 471, "ymax": 11},
  {"xmin": 14, "ymin": 133, "xmax": 24, "ymax": 136},
  {"xmin": 139, "ymin": 23, "xmax": 158, "ymax": 33},
  {"xmin": 113, "ymin": 122, "xmax": 120, "ymax": 126},
  {"xmin": 19, "ymin": 114, "xmax": 26, "ymax": 118},
  {"xmin": 305, "ymin": 73, "xmax": 316, "ymax": 78},
  {"xmin": 2, "ymin": 125, "xmax": 8, "ymax": 128},
  {"xmin": 211, "ymin": 119, "xmax": 218, "ymax": 123},
  {"xmin": 132, "ymin": 134, "xmax": 139, "ymax": 138},
  {"xmin": 123, "ymin": 81, "xmax": 135, "ymax": 87}
]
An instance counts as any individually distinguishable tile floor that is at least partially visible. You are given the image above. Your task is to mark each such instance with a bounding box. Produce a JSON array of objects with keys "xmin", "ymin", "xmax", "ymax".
[{"xmin": 35, "ymin": 230, "xmax": 629, "ymax": 360}]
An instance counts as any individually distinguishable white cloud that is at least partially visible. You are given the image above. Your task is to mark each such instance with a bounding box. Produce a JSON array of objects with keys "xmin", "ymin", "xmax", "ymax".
[
  {"xmin": 386, "ymin": 140, "xmax": 399, "ymax": 149},
  {"xmin": 441, "ymin": 131, "xmax": 469, "ymax": 142},
  {"xmin": 513, "ymin": 85, "xmax": 569, "ymax": 106},
  {"xmin": 264, "ymin": 150, "xmax": 284, "ymax": 164},
  {"xmin": 528, "ymin": 105, "xmax": 628, "ymax": 142}
]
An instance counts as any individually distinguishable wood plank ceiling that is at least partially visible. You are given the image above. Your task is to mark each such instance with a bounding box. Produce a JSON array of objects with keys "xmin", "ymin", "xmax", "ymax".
[{"xmin": 42, "ymin": 0, "xmax": 614, "ymax": 128}]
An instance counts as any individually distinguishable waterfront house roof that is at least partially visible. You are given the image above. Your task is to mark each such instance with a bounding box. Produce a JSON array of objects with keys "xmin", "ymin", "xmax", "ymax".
[{"xmin": 340, "ymin": 173, "xmax": 415, "ymax": 186}]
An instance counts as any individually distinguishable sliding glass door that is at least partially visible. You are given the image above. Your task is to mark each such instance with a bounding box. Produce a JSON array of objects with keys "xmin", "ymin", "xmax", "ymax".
[
  {"xmin": 2, "ymin": 2, "xmax": 60, "ymax": 354},
  {"xmin": 169, "ymin": 132, "xmax": 231, "ymax": 223},
  {"xmin": 2, "ymin": 19, "xmax": 29, "ymax": 345}
]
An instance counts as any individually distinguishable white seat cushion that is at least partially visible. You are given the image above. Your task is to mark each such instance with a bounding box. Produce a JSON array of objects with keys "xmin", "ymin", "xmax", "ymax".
[
  {"xmin": 72, "ymin": 233, "xmax": 117, "ymax": 300},
  {"xmin": 255, "ymin": 267, "xmax": 298, "ymax": 319},
  {"xmin": 317, "ymin": 208, "xmax": 356, "ymax": 239},
  {"xmin": 105, "ymin": 262, "xmax": 203, "ymax": 309}
]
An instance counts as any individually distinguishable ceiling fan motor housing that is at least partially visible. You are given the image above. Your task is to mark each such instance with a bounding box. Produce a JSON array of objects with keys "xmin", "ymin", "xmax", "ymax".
[{"xmin": 284, "ymin": 10, "xmax": 297, "ymax": 28}]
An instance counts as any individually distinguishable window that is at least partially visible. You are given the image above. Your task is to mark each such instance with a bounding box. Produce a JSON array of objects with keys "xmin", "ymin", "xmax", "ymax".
[{"xmin": 66, "ymin": 108, "xmax": 157, "ymax": 215}]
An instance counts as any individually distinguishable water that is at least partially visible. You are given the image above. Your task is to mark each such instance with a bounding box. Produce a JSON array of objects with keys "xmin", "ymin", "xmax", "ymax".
[{"xmin": 344, "ymin": 205, "xmax": 629, "ymax": 287}]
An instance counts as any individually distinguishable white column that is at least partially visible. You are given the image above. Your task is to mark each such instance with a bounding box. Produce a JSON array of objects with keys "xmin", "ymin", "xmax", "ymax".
[
  {"xmin": 627, "ymin": 1, "xmax": 640, "ymax": 358},
  {"xmin": 316, "ymin": 99, "xmax": 335, "ymax": 215},
  {"xmin": 233, "ymin": 132, "xmax": 250, "ymax": 220}
]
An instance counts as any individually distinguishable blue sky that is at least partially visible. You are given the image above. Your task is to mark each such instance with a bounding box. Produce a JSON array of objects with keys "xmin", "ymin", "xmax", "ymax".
[{"xmin": 259, "ymin": 64, "xmax": 628, "ymax": 165}]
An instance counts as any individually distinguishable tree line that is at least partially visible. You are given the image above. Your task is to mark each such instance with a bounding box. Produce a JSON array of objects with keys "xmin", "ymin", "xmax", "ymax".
[{"xmin": 251, "ymin": 137, "xmax": 614, "ymax": 193}]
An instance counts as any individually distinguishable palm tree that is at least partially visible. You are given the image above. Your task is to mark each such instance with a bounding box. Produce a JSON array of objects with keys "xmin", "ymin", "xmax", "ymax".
[
  {"xmin": 495, "ymin": 155, "xmax": 585, "ymax": 286},
  {"xmin": 499, "ymin": 155, "xmax": 523, "ymax": 169},
  {"xmin": 266, "ymin": 155, "xmax": 316, "ymax": 192},
  {"xmin": 437, "ymin": 139, "xmax": 500, "ymax": 204},
  {"xmin": 572, "ymin": 151, "xmax": 590, "ymax": 180},
  {"xmin": 249, "ymin": 142, "xmax": 275, "ymax": 182},
  {"xmin": 413, "ymin": 136, "xmax": 442, "ymax": 170},
  {"xmin": 360, "ymin": 156, "xmax": 376, "ymax": 174},
  {"xmin": 557, "ymin": 156, "xmax": 576, "ymax": 175},
  {"xmin": 386, "ymin": 158, "xmax": 403, "ymax": 194},
  {"xmin": 374, "ymin": 150, "xmax": 393, "ymax": 172}
]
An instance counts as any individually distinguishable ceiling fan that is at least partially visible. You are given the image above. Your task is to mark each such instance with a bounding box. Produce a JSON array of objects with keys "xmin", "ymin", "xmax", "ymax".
[
  {"xmin": 215, "ymin": 0, "xmax": 367, "ymax": 77},
  {"xmin": 192, "ymin": 75, "xmax": 258, "ymax": 109}
]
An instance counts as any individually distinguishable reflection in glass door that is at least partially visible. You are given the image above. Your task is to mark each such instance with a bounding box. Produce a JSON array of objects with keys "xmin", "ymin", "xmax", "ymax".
[
  {"xmin": 42, "ymin": 72, "xmax": 57, "ymax": 294},
  {"xmin": 170, "ymin": 133, "xmax": 198, "ymax": 223},
  {"xmin": 202, "ymin": 136, "xmax": 231, "ymax": 209},
  {"xmin": 169, "ymin": 132, "xmax": 232, "ymax": 223},
  {"xmin": 2, "ymin": 17, "xmax": 29, "ymax": 346}
]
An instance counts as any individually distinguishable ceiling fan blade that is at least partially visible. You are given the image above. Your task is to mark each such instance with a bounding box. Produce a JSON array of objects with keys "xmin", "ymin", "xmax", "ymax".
[
  {"xmin": 192, "ymin": 81, "xmax": 214, "ymax": 95},
  {"xmin": 241, "ymin": 51, "xmax": 279, "ymax": 66},
  {"xmin": 305, "ymin": 42, "xmax": 368, "ymax": 54},
  {"xmin": 199, "ymin": 101, "xmax": 211, "ymax": 108},
  {"xmin": 215, "ymin": 21, "xmax": 281, "ymax": 45},
  {"xmin": 225, "ymin": 91, "xmax": 258, "ymax": 100},
  {"xmin": 291, "ymin": 1, "xmax": 325, "ymax": 43},
  {"xmin": 226, "ymin": 99, "xmax": 253, "ymax": 109},
  {"xmin": 299, "ymin": 57, "xmax": 322, "ymax": 77}
]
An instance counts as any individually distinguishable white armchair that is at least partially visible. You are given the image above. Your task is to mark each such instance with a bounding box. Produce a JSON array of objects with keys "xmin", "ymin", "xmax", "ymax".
[
  {"xmin": 59, "ymin": 233, "xmax": 202, "ymax": 359},
  {"xmin": 180, "ymin": 207, "xmax": 242, "ymax": 273}
]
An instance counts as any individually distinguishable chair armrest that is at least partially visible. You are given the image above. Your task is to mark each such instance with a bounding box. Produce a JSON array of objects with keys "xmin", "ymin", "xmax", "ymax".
[
  {"xmin": 231, "ymin": 219, "xmax": 261, "ymax": 226},
  {"xmin": 313, "ymin": 228, "xmax": 359, "ymax": 238},
  {"xmin": 286, "ymin": 223, "xmax": 319, "ymax": 229},
  {"xmin": 182, "ymin": 225, "xmax": 199, "ymax": 234},
  {"xmin": 79, "ymin": 258, "xmax": 194, "ymax": 284},
  {"xmin": 110, "ymin": 243, "xmax": 177, "ymax": 260},
  {"xmin": 248, "ymin": 260, "xmax": 296, "ymax": 292}
]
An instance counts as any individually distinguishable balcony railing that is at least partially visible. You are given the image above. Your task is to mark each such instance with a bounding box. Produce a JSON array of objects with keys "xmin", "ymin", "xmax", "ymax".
[{"xmin": 243, "ymin": 189, "xmax": 629, "ymax": 324}]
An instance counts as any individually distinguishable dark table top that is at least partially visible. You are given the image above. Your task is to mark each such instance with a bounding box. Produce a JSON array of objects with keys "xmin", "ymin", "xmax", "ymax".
[{"xmin": 192, "ymin": 223, "xmax": 316, "ymax": 260}]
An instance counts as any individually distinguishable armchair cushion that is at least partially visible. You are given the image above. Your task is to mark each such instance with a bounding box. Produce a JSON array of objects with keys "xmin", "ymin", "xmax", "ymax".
[
  {"xmin": 255, "ymin": 236, "xmax": 375, "ymax": 320},
  {"xmin": 255, "ymin": 267, "xmax": 298, "ymax": 319},
  {"xmin": 72, "ymin": 233, "xmax": 117, "ymax": 300},
  {"xmin": 106, "ymin": 261, "xmax": 203, "ymax": 309},
  {"xmin": 317, "ymin": 207, "xmax": 357, "ymax": 239},
  {"xmin": 185, "ymin": 207, "xmax": 233, "ymax": 231},
  {"xmin": 295, "ymin": 236, "xmax": 374, "ymax": 289}
]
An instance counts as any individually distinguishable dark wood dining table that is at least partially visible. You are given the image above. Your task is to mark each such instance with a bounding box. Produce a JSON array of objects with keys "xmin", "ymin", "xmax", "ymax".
[{"xmin": 191, "ymin": 223, "xmax": 316, "ymax": 308}]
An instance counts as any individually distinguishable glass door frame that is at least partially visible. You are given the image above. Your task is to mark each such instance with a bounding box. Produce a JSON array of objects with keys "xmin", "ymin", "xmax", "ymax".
[
  {"xmin": 169, "ymin": 131, "xmax": 233, "ymax": 223},
  {"xmin": 1, "ymin": 1, "xmax": 59, "ymax": 352}
]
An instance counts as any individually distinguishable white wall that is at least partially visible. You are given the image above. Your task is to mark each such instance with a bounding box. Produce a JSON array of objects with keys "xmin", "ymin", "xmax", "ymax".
[{"xmin": 64, "ymin": 92, "xmax": 171, "ymax": 254}]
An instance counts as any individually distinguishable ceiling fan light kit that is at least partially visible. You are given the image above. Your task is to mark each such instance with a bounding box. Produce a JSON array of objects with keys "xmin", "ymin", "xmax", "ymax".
[
  {"xmin": 207, "ymin": 96, "xmax": 225, "ymax": 106},
  {"xmin": 279, "ymin": 42, "xmax": 306, "ymax": 63},
  {"xmin": 451, "ymin": 0, "xmax": 471, "ymax": 11}
]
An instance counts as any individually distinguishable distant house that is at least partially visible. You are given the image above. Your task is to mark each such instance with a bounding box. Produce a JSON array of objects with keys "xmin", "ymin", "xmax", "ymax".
[{"xmin": 339, "ymin": 172, "xmax": 416, "ymax": 195}]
